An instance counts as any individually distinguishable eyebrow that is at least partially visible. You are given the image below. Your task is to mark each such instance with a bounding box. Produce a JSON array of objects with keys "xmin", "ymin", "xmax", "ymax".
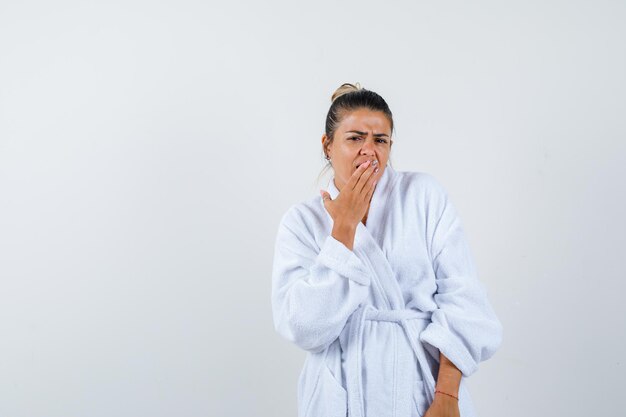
[{"xmin": 345, "ymin": 130, "xmax": 390, "ymax": 137}]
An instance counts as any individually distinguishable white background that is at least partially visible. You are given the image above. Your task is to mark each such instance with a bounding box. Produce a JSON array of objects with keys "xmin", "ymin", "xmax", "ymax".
[{"xmin": 1, "ymin": 1, "xmax": 624, "ymax": 416}]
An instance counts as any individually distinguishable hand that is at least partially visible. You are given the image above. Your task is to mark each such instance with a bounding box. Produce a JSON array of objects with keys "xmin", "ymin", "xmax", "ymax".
[
  {"xmin": 319, "ymin": 160, "xmax": 378, "ymax": 228},
  {"xmin": 422, "ymin": 394, "xmax": 460, "ymax": 417}
]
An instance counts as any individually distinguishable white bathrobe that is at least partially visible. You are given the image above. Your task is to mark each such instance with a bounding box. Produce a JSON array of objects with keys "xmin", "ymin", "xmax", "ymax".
[{"xmin": 271, "ymin": 165, "xmax": 503, "ymax": 417}]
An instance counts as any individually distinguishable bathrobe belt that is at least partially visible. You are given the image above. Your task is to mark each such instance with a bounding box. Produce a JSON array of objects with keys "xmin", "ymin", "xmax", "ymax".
[{"xmin": 345, "ymin": 304, "xmax": 436, "ymax": 417}]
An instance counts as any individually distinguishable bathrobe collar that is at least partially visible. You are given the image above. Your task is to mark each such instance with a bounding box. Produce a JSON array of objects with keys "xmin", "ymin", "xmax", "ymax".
[
  {"xmin": 325, "ymin": 164, "xmax": 399, "ymax": 245},
  {"xmin": 324, "ymin": 164, "xmax": 405, "ymax": 310}
]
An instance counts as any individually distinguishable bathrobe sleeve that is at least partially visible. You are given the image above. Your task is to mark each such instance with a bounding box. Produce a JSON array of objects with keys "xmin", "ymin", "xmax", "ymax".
[
  {"xmin": 419, "ymin": 177, "xmax": 503, "ymax": 377},
  {"xmin": 271, "ymin": 205, "xmax": 372, "ymax": 353}
]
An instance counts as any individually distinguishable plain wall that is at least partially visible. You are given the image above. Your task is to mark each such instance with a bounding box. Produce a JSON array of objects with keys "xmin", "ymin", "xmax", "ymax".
[{"xmin": 1, "ymin": 0, "xmax": 624, "ymax": 416}]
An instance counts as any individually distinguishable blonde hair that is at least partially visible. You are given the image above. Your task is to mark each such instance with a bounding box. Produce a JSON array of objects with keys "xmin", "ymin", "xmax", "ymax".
[{"xmin": 331, "ymin": 82, "xmax": 364, "ymax": 103}]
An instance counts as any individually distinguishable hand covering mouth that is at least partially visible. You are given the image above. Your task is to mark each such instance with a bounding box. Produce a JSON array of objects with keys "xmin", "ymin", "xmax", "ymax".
[{"xmin": 356, "ymin": 160, "xmax": 378, "ymax": 169}]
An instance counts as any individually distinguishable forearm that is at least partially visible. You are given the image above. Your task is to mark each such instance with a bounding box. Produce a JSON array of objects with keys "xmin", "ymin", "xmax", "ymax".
[
  {"xmin": 436, "ymin": 351, "xmax": 462, "ymax": 397},
  {"xmin": 332, "ymin": 221, "xmax": 357, "ymax": 251}
]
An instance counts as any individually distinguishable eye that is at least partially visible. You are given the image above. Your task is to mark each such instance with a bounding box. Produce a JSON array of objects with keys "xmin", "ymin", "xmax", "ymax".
[{"xmin": 349, "ymin": 136, "xmax": 388, "ymax": 143}]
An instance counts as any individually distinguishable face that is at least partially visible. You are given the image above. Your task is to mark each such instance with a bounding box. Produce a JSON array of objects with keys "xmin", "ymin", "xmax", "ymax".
[{"xmin": 322, "ymin": 108, "xmax": 393, "ymax": 191}]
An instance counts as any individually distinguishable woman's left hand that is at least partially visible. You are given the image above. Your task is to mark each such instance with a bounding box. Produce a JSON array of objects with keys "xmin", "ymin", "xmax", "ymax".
[{"xmin": 422, "ymin": 394, "xmax": 460, "ymax": 417}]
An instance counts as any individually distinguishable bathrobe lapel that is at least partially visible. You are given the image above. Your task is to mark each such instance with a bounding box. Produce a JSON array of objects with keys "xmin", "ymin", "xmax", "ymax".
[{"xmin": 325, "ymin": 165, "xmax": 405, "ymax": 310}]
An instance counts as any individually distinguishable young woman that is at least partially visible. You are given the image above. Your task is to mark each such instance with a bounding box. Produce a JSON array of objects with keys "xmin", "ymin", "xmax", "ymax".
[{"xmin": 271, "ymin": 83, "xmax": 502, "ymax": 417}]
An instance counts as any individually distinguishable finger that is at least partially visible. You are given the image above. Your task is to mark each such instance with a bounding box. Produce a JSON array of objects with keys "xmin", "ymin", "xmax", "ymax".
[
  {"xmin": 359, "ymin": 163, "xmax": 381, "ymax": 198},
  {"xmin": 346, "ymin": 160, "xmax": 371, "ymax": 190},
  {"xmin": 355, "ymin": 162, "xmax": 377, "ymax": 194},
  {"xmin": 319, "ymin": 190, "xmax": 331, "ymax": 204},
  {"xmin": 365, "ymin": 178, "xmax": 377, "ymax": 201}
]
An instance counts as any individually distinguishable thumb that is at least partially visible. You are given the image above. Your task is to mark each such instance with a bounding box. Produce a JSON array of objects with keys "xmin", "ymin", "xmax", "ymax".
[{"xmin": 319, "ymin": 190, "xmax": 331, "ymax": 203}]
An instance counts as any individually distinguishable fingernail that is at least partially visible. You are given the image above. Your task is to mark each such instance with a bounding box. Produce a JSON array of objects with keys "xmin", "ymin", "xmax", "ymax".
[
  {"xmin": 372, "ymin": 160, "xmax": 378, "ymax": 166},
  {"xmin": 374, "ymin": 167, "xmax": 379, "ymax": 173}
]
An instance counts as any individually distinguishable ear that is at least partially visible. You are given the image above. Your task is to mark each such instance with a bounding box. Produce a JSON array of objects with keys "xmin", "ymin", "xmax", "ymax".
[{"xmin": 322, "ymin": 134, "xmax": 331, "ymax": 155}]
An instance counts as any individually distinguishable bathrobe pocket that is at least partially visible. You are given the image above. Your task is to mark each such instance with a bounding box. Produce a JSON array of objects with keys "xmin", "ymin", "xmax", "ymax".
[
  {"xmin": 412, "ymin": 377, "xmax": 428, "ymax": 417},
  {"xmin": 304, "ymin": 362, "xmax": 347, "ymax": 417}
]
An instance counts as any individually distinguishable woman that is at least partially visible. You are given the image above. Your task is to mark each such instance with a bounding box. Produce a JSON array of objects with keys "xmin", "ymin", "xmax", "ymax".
[{"xmin": 271, "ymin": 83, "xmax": 503, "ymax": 417}]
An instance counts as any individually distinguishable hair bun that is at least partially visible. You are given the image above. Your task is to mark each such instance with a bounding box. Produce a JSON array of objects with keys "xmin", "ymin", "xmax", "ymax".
[{"xmin": 331, "ymin": 82, "xmax": 363, "ymax": 103}]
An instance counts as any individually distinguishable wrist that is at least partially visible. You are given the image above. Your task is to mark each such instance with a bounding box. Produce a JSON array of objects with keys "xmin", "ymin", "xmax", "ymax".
[
  {"xmin": 434, "ymin": 389, "xmax": 459, "ymax": 401},
  {"xmin": 331, "ymin": 221, "xmax": 357, "ymax": 250},
  {"xmin": 436, "ymin": 353, "xmax": 461, "ymax": 397},
  {"xmin": 434, "ymin": 379, "xmax": 459, "ymax": 398},
  {"xmin": 333, "ymin": 219, "xmax": 357, "ymax": 231}
]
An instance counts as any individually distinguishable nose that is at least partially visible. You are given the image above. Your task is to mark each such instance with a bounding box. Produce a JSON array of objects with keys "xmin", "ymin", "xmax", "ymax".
[{"xmin": 360, "ymin": 136, "xmax": 376, "ymax": 155}]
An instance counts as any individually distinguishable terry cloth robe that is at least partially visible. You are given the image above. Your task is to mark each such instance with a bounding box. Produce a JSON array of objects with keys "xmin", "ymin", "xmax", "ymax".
[{"xmin": 271, "ymin": 165, "xmax": 503, "ymax": 417}]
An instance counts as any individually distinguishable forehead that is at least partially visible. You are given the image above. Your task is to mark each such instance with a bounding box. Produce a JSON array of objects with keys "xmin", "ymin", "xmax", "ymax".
[{"xmin": 338, "ymin": 108, "xmax": 391, "ymax": 134}]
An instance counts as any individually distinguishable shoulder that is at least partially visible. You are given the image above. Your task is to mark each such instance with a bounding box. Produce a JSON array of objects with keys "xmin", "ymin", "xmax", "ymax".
[
  {"xmin": 274, "ymin": 195, "xmax": 328, "ymax": 253},
  {"xmin": 394, "ymin": 169, "xmax": 449, "ymax": 201},
  {"xmin": 277, "ymin": 195, "xmax": 326, "ymax": 235}
]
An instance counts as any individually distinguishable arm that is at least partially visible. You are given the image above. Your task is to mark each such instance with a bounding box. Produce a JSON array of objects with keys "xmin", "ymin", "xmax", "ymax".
[
  {"xmin": 422, "ymin": 352, "xmax": 462, "ymax": 417},
  {"xmin": 332, "ymin": 221, "xmax": 358, "ymax": 251},
  {"xmin": 436, "ymin": 352, "xmax": 462, "ymax": 398},
  {"xmin": 271, "ymin": 206, "xmax": 371, "ymax": 353},
  {"xmin": 419, "ymin": 177, "xmax": 503, "ymax": 378}
]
